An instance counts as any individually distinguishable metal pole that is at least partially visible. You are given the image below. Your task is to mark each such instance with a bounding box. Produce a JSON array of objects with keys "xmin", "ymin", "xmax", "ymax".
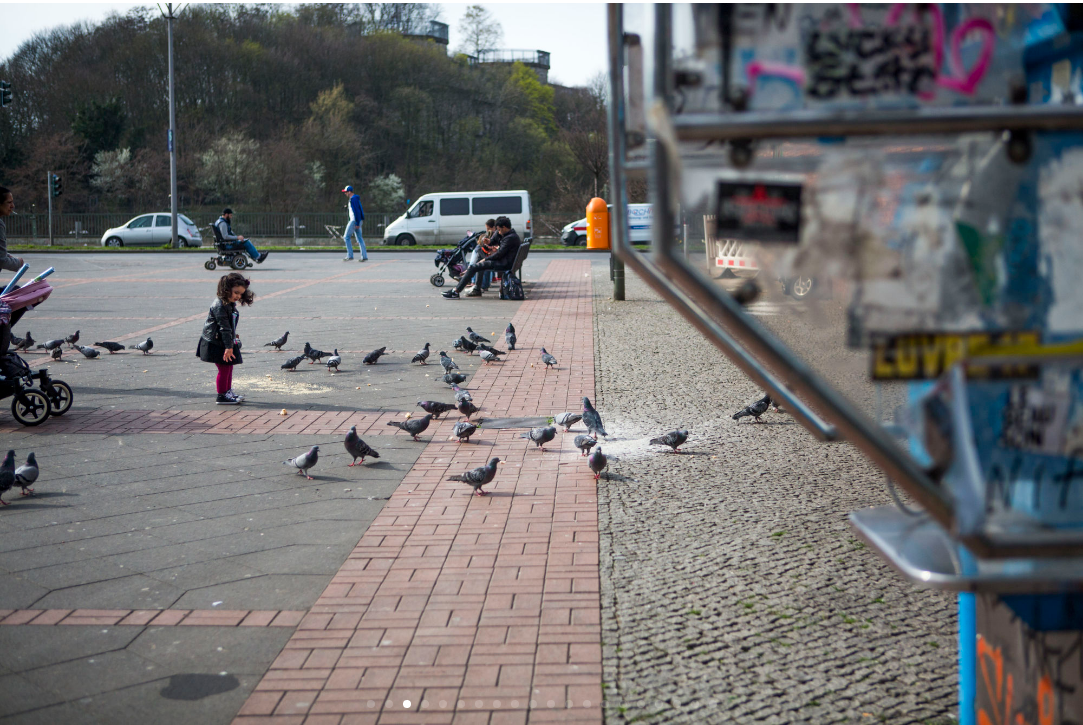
[
  {"xmin": 47, "ymin": 171, "xmax": 53, "ymax": 246},
  {"xmin": 606, "ymin": 4, "xmax": 626, "ymax": 302},
  {"xmin": 166, "ymin": 3, "xmax": 180, "ymax": 249}
]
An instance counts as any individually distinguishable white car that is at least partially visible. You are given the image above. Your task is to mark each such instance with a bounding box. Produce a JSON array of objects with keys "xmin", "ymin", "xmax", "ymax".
[{"xmin": 101, "ymin": 213, "xmax": 203, "ymax": 247}]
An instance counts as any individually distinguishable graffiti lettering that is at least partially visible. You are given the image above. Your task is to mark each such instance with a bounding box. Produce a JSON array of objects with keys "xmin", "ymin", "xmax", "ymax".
[{"xmin": 805, "ymin": 26, "xmax": 938, "ymax": 99}]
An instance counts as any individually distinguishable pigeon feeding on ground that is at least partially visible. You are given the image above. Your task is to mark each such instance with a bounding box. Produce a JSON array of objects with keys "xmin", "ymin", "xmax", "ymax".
[
  {"xmin": 733, "ymin": 395, "xmax": 771, "ymax": 423},
  {"xmin": 281, "ymin": 355, "xmax": 305, "ymax": 371},
  {"xmin": 477, "ymin": 343, "xmax": 505, "ymax": 356},
  {"xmin": 540, "ymin": 347, "xmax": 558, "ymax": 369},
  {"xmin": 466, "ymin": 327, "xmax": 487, "ymax": 345},
  {"xmin": 51, "ymin": 347, "xmax": 62, "ymax": 361},
  {"xmin": 264, "ymin": 331, "xmax": 289, "ymax": 350},
  {"xmin": 387, "ymin": 413, "xmax": 432, "ymax": 441},
  {"xmin": 442, "ymin": 372, "xmax": 468, "ymax": 386},
  {"xmin": 588, "ymin": 447, "xmax": 608, "ymax": 480},
  {"xmin": 0, "ymin": 450, "xmax": 15, "ymax": 506},
  {"xmin": 326, "ymin": 349, "xmax": 341, "ymax": 372},
  {"xmin": 458, "ymin": 399, "xmax": 480, "ymax": 420},
  {"xmin": 452, "ymin": 385, "xmax": 472, "ymax": 404},
  {"xmin": 455, "ymin": 336, "xmax": 477, "ymax": 355},
  {"xmin": 479, "ymin": 349, "xmax": 502, "ymax": 365},
  {"xmin": 363, "ymin": 347, "xmax": 387, "ymax": 365},
  {"xmin": 283, "ymin": 445, "xmax": 319, "ymax": 479},
  {"xmin": 582, "ymin": 397, "xmax": 608, "ymax": 439},
  {"xmin": 65, "ymin": 330, "xmax": 80, "ymax": 348},
  {"xmin": 37, "ymin": 338, "xmax": 64, "ymax": 352},
  {"xmin": 650, "ymin": 429, "xmax": 689, "ymax": 453},
  {"xmin": 573, "ymin": 435, "xmax": 597, "ymax": 456},
  {"xmin": 344, "ymin": 426, "xmax": 379, "ymax": 466},
  {"xmin": 14, "ymin": 452, "xmax": 38, "ymax": 496},
  {"xmin": 447, "ymin": 457, "xmax": 500, "ymax": 496},
  {"xmin": 418, "ymin": 400, "xmax": 456, "ymax": 419},
  {"xmin": 521, "ymin": 425, "xmax": 557, "ymax": 451},
  {"xmin": 452, "ymin": 420, "xmax": 478, "ymax": 442},
  {"xmin": 12, "ymin": 331, "xmax": 33, "ymax": 351},
  {"xmin": 555, "ymin": 412, "xmax": 582, "ymax": 432},
  {"xmin": 75, "ymin": 345, "xmax": 100, "ymax": 359},
  {"xmin": 439, "ymin": 352, "xmax": 459, "ymax": 373},
  {"xmin": 412, "ymin": 343, "xmax": 431, "ymax": 365},
  {"xmin": 304, "ymin": 342, "xmax": 329, "ymax": 364},
  {"xmin": 130, "ymin": 338, "xmax": 153, "ymax": 355},
  {"xmin": 505, "ymin": 323, "xmax": 516, "ymax": 350},
  {"xmin": 94, "ymin": 341, "xmax": 124, "ymax": 354}
]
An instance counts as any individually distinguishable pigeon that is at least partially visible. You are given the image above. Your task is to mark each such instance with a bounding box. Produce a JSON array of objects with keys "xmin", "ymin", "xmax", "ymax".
[
  {"xmin": 447, "ymin": 457, "xmax": 500, "ymax": 496},
  {"xmin": 51, "ymin": 347, "xmax": 62, "ymax": 360},
  {"xmin": 12, "ymin": 331, "xmax": 33, "ymax": 351},
  {"xmin": 326, "ymin": 349, "xmax": 341, "ymax": 372},
  {"xmin": 650, "ymin": 429, "xmax": 689, "ymax": 453},
  {"xmin": 505, "ymin": 323, "xmax": 516, "ymax": 350},
  {"xmin": 303, "ymin": 342, "xmax": 328, "ymax": 364},
  {"xmin": 264, "ymin": 331, "xmax": 289, "ymax": 350},
  {"xmin": 520, "ymin": 425, "xmax": 557, "ymax": 450},
  {"xmin": 573, "ymin": 434, "xmax": 597, "ymax": 456},
  {"xmin": 75, "ymin": 345, "xmax": 100, "ymax": 359},
  {"xmin": 344, "ymin": 426, "xmax": 379, "ymax": 466},
  {"xmin": 439, "ymin": 351, "xmax": 459, "ymax": 373},
  {"xmin": 555, "ymin": 412, "xmax": 582, "ymax": 432},
  {"xmin": 130, "ymin": 338, "xmax": 153, "ymax": 355},
  {"xmin": 412, "ymin": 343, "xmax": 431, "ymax": 365},
  {"xmin": 455, "ymin": 336, "xmax": 477, "ymax": 355},
  {"xmin": 479, "ymin": 349, "xmax": 502, "ymax": 365},
  {"xmin": 442, "ymin": 372, "xmax": 468, "ymax": 386},
  {"xmin": 65, "ymin": 330, "xmax": 80, "ymax": 348},
  {"xmin": 363, "ymin": 347, "xmax": 387, "ymax": 365},
  {"xmin": 452, "ymin": 420, "xmax": 478, "ymax": 442},
  {"xmin": 733, "ymin": 395, "xmax": 771, "ymax": 422},
  {"xmin": 466, "ymin": 327, "xmax": 487, "ymax": 345},
  {"xmin": 457, "ymin": 399, "xmax": 480, "ymax": 420},
  {"xmin": 37, "ymin": 338, "xmax": 64, "ymax": 352},
  {"xmin": 283, "ymin": 445, "xmax": 319, "ymax": 480},
  {"xmin": 418, "ymin": 400, "xmax": 456, "ymax": 419},
  {"xmin": 14, "ymin": 452, "xmax": 38, "ymax": 495},
  {"xmin": 93, "ymin": 341, "xmax": 124, "ymax": 354},
  {"xmin": 387, "ymin": 413, "xmax": 432, "ymax": 441},
  {"xmin": 582, "ymin": 397, "xmax": 608, "ymax": 439},
  {"xmin": 588, "ymin": 447, "xmax": 608, "ymax": 480},
  {"xmin": 477, "ymin": 343, "xmax": 505, "ymax": 356},
  {"xmin": 281, "ymin": 355, "xmax": 305, "ymax": 371},
  {"xmin": 452, "ymin": 385, "xmax": 472, "ymax": 404},
  {"xmin": 0, "ymin": 450, "xmax": 13, "ymax": 505},
  {"xmin": 540, "ymin": 347, "xmax": 558, "ymax": 369}
]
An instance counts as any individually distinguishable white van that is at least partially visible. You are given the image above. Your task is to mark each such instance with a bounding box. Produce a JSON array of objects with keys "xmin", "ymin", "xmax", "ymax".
[{"xmin": 382, "ymin": 190, "xmax": 532, "ymax": 246}]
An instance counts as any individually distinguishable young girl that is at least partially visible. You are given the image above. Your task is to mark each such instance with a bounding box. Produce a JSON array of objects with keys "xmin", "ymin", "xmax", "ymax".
[{"xmin": 197, "ymin": 272, "xmax": 254, "ymax": 404}]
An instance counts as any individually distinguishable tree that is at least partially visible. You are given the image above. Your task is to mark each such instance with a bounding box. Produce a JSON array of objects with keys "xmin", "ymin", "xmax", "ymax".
[
  {"xmin": 72, "ymin": 97, "xmax": 127, "ymax": 163},
  {"xmin": 456, "ymin": 5, "xmax": 501, "ymax": 57},
  {"xmin": 367, "ymin": 174, "xmax": 405, "ymax": 210},
  {"xmin": 197, "ymin": 132, "xmax": 265, "ymax": 203}
]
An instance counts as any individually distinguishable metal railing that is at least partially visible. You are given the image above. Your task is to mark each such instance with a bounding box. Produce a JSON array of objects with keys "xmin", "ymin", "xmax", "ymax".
[{"xmin": 476, "ymin": 49, "xmax": 551, "ymax": 67}]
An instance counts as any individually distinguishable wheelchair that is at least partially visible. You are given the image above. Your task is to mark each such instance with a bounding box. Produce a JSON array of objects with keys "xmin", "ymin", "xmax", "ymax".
[{"xmin": 205, "ymin": 224, "xmax": 256, "ymax": 271}]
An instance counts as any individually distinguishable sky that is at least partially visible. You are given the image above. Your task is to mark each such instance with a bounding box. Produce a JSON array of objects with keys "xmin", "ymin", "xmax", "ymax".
[{"xmin": 0, "ymin": 2, "xmax": 609, "ymax": 88}]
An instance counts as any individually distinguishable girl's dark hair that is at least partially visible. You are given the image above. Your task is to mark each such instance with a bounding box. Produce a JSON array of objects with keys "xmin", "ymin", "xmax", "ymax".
[
  {"xmin": 485, "ymin": 218, "xmax": 496, "ymax": 227},
  {"xmin": 0, "ymin": 186, "xmax": 10, "ymax": 201},
  {"xmin": 217, "ymin": 272, "xmax": 254, "ymax": 306}
]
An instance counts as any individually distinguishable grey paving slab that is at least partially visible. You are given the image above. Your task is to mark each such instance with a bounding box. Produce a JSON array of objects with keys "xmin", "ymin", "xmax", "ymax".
[
  {"xmin": 33, "ymin": 574, "xmax": 186, "ymax": 610},
  {"xmin": 19, "ymin": 649, "xmax": 162, "ymax": 702},
  {"xmin": 0, "ymin": 701, "xmax": 101, "ymax": 725},
  {"xmin": 0, "ymin": 627, "xmax": 142, "ymax": 674},
  {"xmin": 170, "ymin": 573, "xmax": 332, "ymax": 610},
  {"xmin": 220, "ymin": 544, "xmax": 347, "ymax": 575},
  {"xmin": 0, "ymin": 573, "xmax": 50, "ymax": 610},
  {"xmin": 127, "ymin": 626, "xmax": 293, "ymax": 674},
  {"xmin": 0, "ymin": 675, "xmax": 67, "ymax": 719},
  {"xmin": 80, "ymin": 674, "xmax": 263, "ymax": 725}
]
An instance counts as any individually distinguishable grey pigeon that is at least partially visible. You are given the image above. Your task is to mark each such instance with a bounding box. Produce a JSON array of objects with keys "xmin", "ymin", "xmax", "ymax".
[
  {"xmin": 303, "ymin": 342, "xmax": 328, "ymax": 364},
  {"xmin": 412, "ymin": 343, "xmax": 431, "ymax": 365},
  {"xmin": 582, "ymin": 397, "xmax": 608, "ymax": 439},
  {"xmin": 477, "ymin": 343, "xmax": 505, "ymax": 356},
  {"xmin": 264, "ymin": 331, "xmax": 289, "ymax": 350},
  {"xmin": 452, "ymin": 385, "xmax": 472, "ymax": 404},
  {"xmin": 520, "ymin": 425, "xmax": 557, "ymax": 451},
  {"xmin": 363, "ymin": 347, "xmax": 387, "ymax": 365},
  {"xmin": 505, "ymin": 323, "xmax": 516, "ymax": 350},
  {"xmin": 447, "ymin": 457, "xmax": 500, "ymax": 496},
  {"xmin": 283, "ymin": 445, "xmax": 319, "ymax": 479},
  {"xmin": 466, "ymin": 327, "xmax": 487, "ymax": 345},
  {"xmin": 456, "ymin": 336, "xmax": 477, "ymax": 355},
  {"xmin": 588, "ymin": 447, "xmax": 608, "ymax": 480},
  {"xmin": 442, "ymin": 372, "xmax": 468, "ymax": 386},
  {"xmin": 51, "ymin": 347, "xmax": 63, "ymax": 360},
  {"xmin": 540, "ymin": 347, "xmax": 558, "ymax": 369},
  {"xmin": 12, "ymin": 331, "xmax": 33, "ymax": 351},
  {"xmin": 65, "ymin": 330, "xmax": 80, "ymax": 348},
  {"xmin": 0, "ymin": 450, "xmax": 14, "ymax": 506},
  {"xmin": 387, "ymin": 413, "xmax": 432, "ymax": 441},
  {"xmin": 418, "ymin": 400, "xmax": 456, "ymax": 419},
  {"xmin": 650, "ymin": 429, "xmax": 689, "ymax": 452},
  {"xmin": 130, "ymin": 337, "xmax": 153, "ymax": 354},
  {"xmin": 457, "ymin": 399, "xmax": 479, "ymax": 420},
  {"xmin": 326, "ymin": 349, "xmax": 341, "ymax": 372},
  {"xmin": 75, "ymin": 345, "xmax": 100, "ymax": 359},
  {"xmin": 555, "ymin": 412, "xmax": 582, "ymax": 432},
  {"xmin": 281, "ymin": 355, "xmax": 305, "ymax": 371},
  {"xmin": 94, "ymin": 341, "xmax": 124, "ymax": 353},
  {"xmin": 344, "ymin": 426, "xmax": 379, "ymax": 466},
  {"xmin": 733, "ymin": 395, "xmax": 771, "ymax": 422},
  {"xmin": 14, "ymin": 452, "xmax": 38, "ymax": 495},
  {"xmin": 573, "ymin": 434, "xmax": 597, "ymax": 456},
  {"xmin": 439, "ymin": 351, "xmax": 459, "ymax": 372},
  {"xmin": 37, "ymin": 338, "xmax": 64, "ymax": 351},
  {"xmin": 479, "ymin": 349, "xmax": 502, "ymax": 365},
  {"xmin": 452, "ymin": 420, "xmax": 478, "ymax": 442}
]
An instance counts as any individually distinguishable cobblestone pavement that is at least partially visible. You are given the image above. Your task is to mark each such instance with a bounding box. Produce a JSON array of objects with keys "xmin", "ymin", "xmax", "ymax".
[{"xmin": 591, "ymin": 271, "xmax": 957, "ymax": 725}]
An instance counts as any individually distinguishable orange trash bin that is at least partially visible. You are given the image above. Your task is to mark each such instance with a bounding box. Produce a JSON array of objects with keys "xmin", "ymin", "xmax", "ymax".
[{"xmin": 586, "ymin": 197, "xmax": 610, "ymax": 250}]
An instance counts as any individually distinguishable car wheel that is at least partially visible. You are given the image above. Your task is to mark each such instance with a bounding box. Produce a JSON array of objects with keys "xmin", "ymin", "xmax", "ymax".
[
  {"xmin": 395, "ymin": 234, "xmax": 416, "ymax": 247},
  {"xmin": 789, "ymin": 276, "xmax": 816, "ymax": 299},
  {"xmin": 178, "ymin": 237, "xmax": 189, "ymax": 248},
  {"xmin": 105, "ymin": 237, "xmax": 123, "ymax": 248},
  {"xmin": 577, "ymin": 235, "xmax": 587, "ymax": 247}
]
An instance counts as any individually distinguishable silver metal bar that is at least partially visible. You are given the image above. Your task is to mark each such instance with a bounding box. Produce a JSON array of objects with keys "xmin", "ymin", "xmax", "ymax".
[{"xmin": 674, "ymin": 105, "xmax": 1083, "ymax": 142}]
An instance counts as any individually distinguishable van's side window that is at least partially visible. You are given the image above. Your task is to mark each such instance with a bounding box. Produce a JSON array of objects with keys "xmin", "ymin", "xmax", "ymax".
[
  {"xmin": 440, "ymin": 198, "xmax": 470, "ymax": 216},
  {"xmin": 418, "ymin": 201, "xmax": 434, "ymax": 217},
  {"xmin": 472, "ymin": 196, "xmax": 522, "ymax": 215}
]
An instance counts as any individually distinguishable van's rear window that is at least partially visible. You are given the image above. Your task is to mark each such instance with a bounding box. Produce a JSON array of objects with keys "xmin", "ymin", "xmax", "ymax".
[
  {"xmin": 440, "ymin": 198, "xmax": 470, "ymax": 216},
  {"xmin": 472, "ymin": 196, "xmax": 522, "ymax": 215}
]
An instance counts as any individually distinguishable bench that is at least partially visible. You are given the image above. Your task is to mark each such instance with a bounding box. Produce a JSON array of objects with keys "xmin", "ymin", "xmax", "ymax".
[{"xmin": 510, "ymin": 241, "xmax": 531, "ymax": 279}]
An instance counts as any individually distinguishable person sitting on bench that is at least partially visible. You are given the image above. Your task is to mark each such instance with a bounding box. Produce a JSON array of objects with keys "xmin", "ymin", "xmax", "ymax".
[
  {"xmin": 215, "ymin": 208, "xmax": 269, "ymax": 264},
  {"xmin": 442, "ymin": 216, "xmax": 521, "ymax": 299}
]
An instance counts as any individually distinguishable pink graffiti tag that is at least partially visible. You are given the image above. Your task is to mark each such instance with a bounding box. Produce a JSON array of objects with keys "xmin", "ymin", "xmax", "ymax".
[{"xmin": 884, "ymin": 3, "xmax": 995, "ymax": 96}]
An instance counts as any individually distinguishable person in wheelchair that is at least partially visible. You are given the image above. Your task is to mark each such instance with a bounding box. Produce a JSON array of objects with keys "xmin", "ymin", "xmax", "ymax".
[{"xmin": 214, "ymin": 208, "xmax": 269, "ymax": 264}]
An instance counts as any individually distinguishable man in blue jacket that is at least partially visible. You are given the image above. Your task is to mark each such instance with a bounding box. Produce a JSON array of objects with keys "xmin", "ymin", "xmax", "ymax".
[{"xmin": 342, "ymin": 185, "xmax": 368, "ymax": 262}]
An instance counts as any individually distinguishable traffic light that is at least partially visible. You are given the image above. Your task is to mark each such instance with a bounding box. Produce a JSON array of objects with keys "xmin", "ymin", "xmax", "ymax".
[
  {"xmin": 0, "ymin": 81, "xmax": 11, "ymax": 108},
  {"xmin": 50, "ymin": 174, "xmax": 62, "ymax": 198}
]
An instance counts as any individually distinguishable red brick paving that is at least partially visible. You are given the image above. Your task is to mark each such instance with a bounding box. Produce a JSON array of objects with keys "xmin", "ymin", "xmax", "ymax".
[{"xmin": 234, "ymin": 260, "xmax": 602, "ymax": 725}]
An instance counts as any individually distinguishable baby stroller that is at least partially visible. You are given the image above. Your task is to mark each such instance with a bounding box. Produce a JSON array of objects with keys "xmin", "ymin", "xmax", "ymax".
[
  {"xmin": 205, "ymin": 223, "xmax": 256, "ymax": 271},
  {"xmin": 430, "ymin": 231, "xmax": 481, "ymax": 288}
]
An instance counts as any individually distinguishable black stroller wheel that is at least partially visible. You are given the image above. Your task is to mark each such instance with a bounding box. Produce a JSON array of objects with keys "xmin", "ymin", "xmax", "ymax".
[
  {"xmin": 205, "ymin": 260, "xmax": 217, "ymax": 270},
  {"xmin": 12, "ymin": 389, "xmax": 50, "ymax": 426},
  {"xmin": 431, "ymin": 274, "xmax": 445, "ymax": 288}
]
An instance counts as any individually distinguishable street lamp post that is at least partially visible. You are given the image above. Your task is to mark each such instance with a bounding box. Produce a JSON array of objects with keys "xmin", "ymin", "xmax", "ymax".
[{"xmin": 161, "ymin": 3, "xmax": 182, "ymax": 248}]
